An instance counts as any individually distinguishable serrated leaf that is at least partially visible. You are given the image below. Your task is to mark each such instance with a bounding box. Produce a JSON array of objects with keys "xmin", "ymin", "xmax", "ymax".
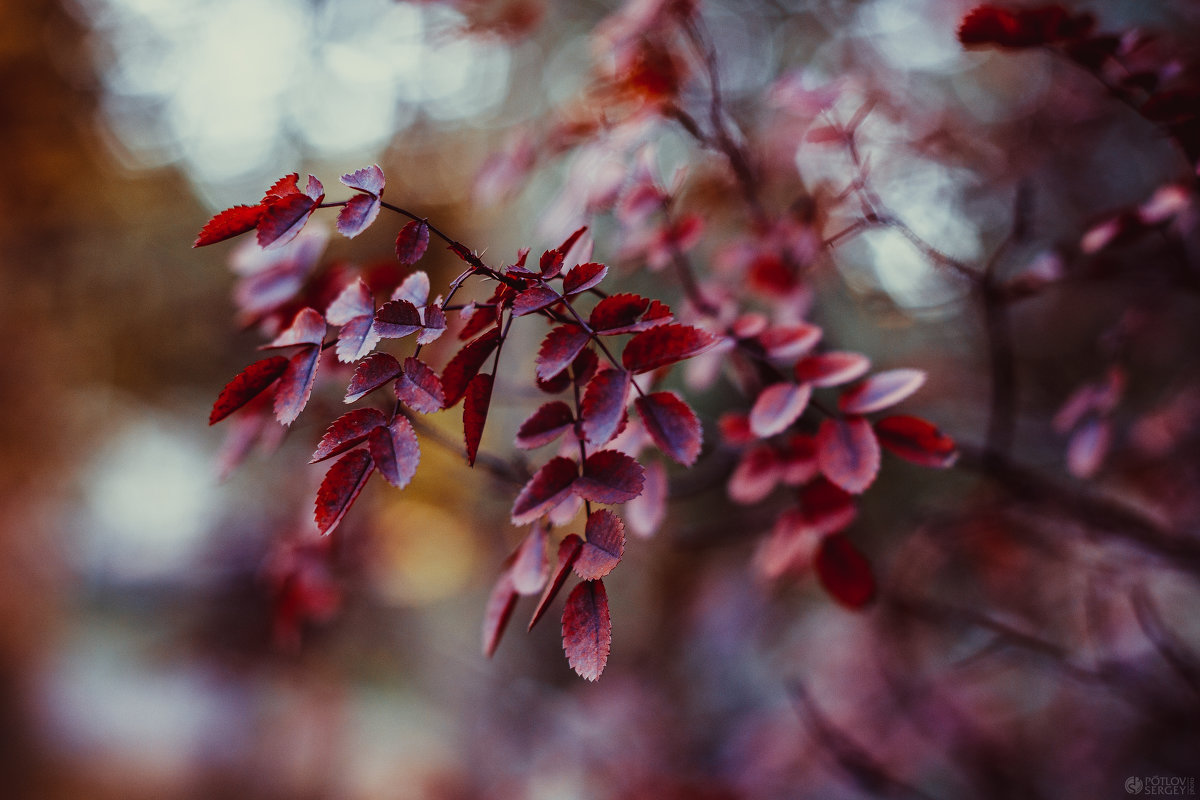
[
  {"xmin": 839, "ymin": 369, "xmax": 927, "ymax": 415},
  {"xmin": 304, "ymin": 174, "xmax": 324, "ymax": 201},
  {"xmin": 749, "ymin": 382, "xmax": 812, "ymax": 438},
  {"xmin": 511, "ymin": 523, "xmax": 550, "ymax": 595},
  {"xmin": 574, "ymin": 509, "xmax": 625, "ymax": 580},
  {"xmin": 336, "ymin": 193, "xmax": 381, "ymax": 238},
  {"xmin": 815, "ymin": 534, "xmax": 875, "ymax": 608},
  {"xmin": 261, "ymin": 173, "xmax": 299, "ymax": 201},
  {"xmin": 442, "ymin": 329, "xmax": 501, "ymax": 407},
  {"xmin": 581, "ymin": 369, "xmax": 631, "ymax": 445},
  {"xmin": 512, "ymin": 285, "xmax": 562, "ymax": 317},
  {"xmin": 335, "ymin": 316, "xmax": 380, "ymax": 363},
  {"xmin": 395, "ymin": 220, "xmax": 431, "ymax": 264},
  {"xmin": 538, "ymin": 248, "xmax": 564, "ymax": 278},
  {"xmin": 258, "ymin": 193, "xmax": 318, "ymax": 249},
  {"xmin": 274, "ymin": 346, "xmax": 321, "ymax": 425},
  {"xmin": 263, "ymin": 307, "xmax": 326, "ymax": 349},
  {"xmin": 536, "ymin": 325, "xmax": 591, "ymax": 381},
  {"xmin": 511, "ymin": 456, "xmax": 579, "ymax": 524},
  {"xmin": 314, "ymin": 449, "xmax": 374, "ymax": 535},
  {"xmin": 395, "ymin": 357, "xmax": 445, "ymax": 413},
  {"xmin": 339, "ymin": 164, "xmax": 385, "ymax": 195},
  {"xmin": 515, "ymin": 401, "xmax": 575, "ymax": 449},
  {"xmin": 368, "ymin": 416, "xmax": 420, "ymax": 489},
  {"xmin": 463, "ymin": 373, "xmax": 494, "ymax": 467},
  {"xmin": 529, "ymin": 534, "xmax": 583, "ymax": 631},
  {"xmin": 344, "ymin": 352, "xmax": 402, "ymax": 403},
  {"xmin": 574, "ymin": 450, "xmax": 645, "ymax": 503},
  {"xmin": 210, "ymin": 356, "xmax": 289, "ymax": 424},
  {"xmin": 636, "ymin": 391, "xmax": 702, "ymax": 466},
  {"xmin": 563, "ymin": 262, "xmax": 608, "ymax": 295},
  {"xmin": 417, "ymin": 303, "xmax": 447, "ymax": 345},
  {"xmin": 816, "ymin": 415, "xmax": 881, "ymax": 494},
  {"xmin": 589, "ymin": 293, "xmax": 673, "ymax": 334},
  {"xmin": 622, "ymin": 323, "xmax": 715, "ymax": 374},
  {"xmin": 874, "ymin": 415, "xmax": 958, "ymax": 468},
  {"xmin": 562, "ymin": 580, "xmax": 611, "ymax": 681},
  {"xmin": 794, "ymin": 351, "xmax": 871, "ymax": 387},
  {"xmin": 374, "ymin": 299, "xmax": 423, "ymax": 339},
  {"xmin": 311, "ymin": 408, "xmax": 387, "ymax": 463},
  {"xmin": 482, "ymin": 569, "xmax": 518, "ymax": 658},
  {"xmin": 194, "ymin": 204, "xmax": 264, "ymax": 247}
]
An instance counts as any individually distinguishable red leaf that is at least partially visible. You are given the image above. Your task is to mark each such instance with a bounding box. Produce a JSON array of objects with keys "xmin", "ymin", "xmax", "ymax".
[
  {"xmin": 442, "ymin": 329, "xmax": 501, "ymax": 406},
  {"xmin": 344, "ymin": 352, "xmax": 402, "ymax": 403},
  {"xmin": 780, "ymin": 433, "xmax": 819, "ymax": 486},
  {"xmin": 210, "ymin": 356, "xmax": 289, "ymax": 424},
  {"xmin": 511, "ymin": 523, "xmax": 550, "ymax": 595},
  {"xmin": 816, "ymin": 416, "xmax": 881, "ymax": 494},
  {"xmin": 257, "ymin": 193, "xmax": 319, "ymax": 249},
  {"xmin": 261, "ymin": 173, "xmax": 299, "ymax": 201},
  {"xmin": 396, "ymin": 357, "xmax": 445, "ymax": 413},
  {"xmin": 314, "ymin": 449, "xmax": 374, "ymax": 535},
  {"xmin": 336, "ymin": 193, "xmax": 381, "ymax": 238},
  {"xmin": 624, "ymin": 459, "xmax": 666, "ymax": 538},
  {"xmin": 529, "ymin": 534, "xmax": 583, "ymax": 631},
  {"xmin": 636, "ymin": 391, "xmax": 702, "ymax": 466},
  {"xmin": 795, "ymin": 351, "xmax": 871, "ymax": 387},
  {"xmin": 753, "ymin": 508, "xmax": 820, "ymax": 580},
  {"xmin": 512, "ymin": 456, "xmax": 579, "ymax": 524},
  {"xmin": 575, "ymin": 450, "xmax": 645, "ymax": 504},
  {"xmin": 815, "ymin": 534, "xmax": 875, "ymax": 608},
  {"xmin": 395, "ymin": 220, "xmax": 431, "ymax": 264},
  {"xmin": 194, "ymin": 204, "xmax": 264, "ymax": 247},
  {"xmin": 581, "ymin": 369, "xmax": 631, "ymax": 445},
  {"xmin": 539, "ymin": 248, "xmax": 564, "ymax": 279},
  {"xmin": 263, "ymin": 307, "xmax": 327, "ymax": 349},
  {"xmin": 839, "ymin": 369, "xmax": 926, "ymax": 415},
  {"xmin": 515, "ymin": 401, "xmax": 575, "ymax": 449},
  {"xmin": 335, "ymin": 316, "xmax": 379, "ymax": 363},
  {"xmin": 798, "ymin": 477, "xmax": 857, "ymax": 536},
  {"xmin": 958, "ymin": 5, "xmax": 1093, "ymax": 49},
  {"xmin": 718, "ymin": 412, "xmax": 755, "ymax": 446},
  {"xmin": 574, "ymin": 509, "xmax": 625, "ymax": 580},
  {"xmin": 874, "ymin": 415, "xmax": 958, "ymax": 468},
  {"xmin": 563, "ymin": 262, "xmax": 608, "ymax": 295},
  {"xmin": 622, "ymin": 323, "xmax": 715, "ymax": 374},
  {"xmin": 757, "ymin": 323, "xmax": 822, "ymax": 359},
  {"xmin": 482, "ymin": 569, "xmax": 518, "ymax": 657},
  {"xmin": 728, "ymin": 444, "xmax": 782, "ymax": 504},
  {"xmin": 373, "ymin": 299, "xmax": 424, "ymax": 339},
  {"xmin": 368, "ymin": 416, "xmax": 420, "ymax": 489},
  {"xmin": 536, "ymin": 325, "xmax": 591, "ymax": 381},
  {"xmin": 562, "ymin": 580, "xmax": 612, "ymax": 681},
  {"xmin": 512, "ymin": 285, "xmax": 561, "ymax": 317},
  {"xmin": 458, "ymin": 303, "xmax": 498, "ymax": 341},
  {"xmin": 311, "ymin": 408, "xmax": 387, "ymax": 463},
  {"xmin": 749, "ymin": 382, "xmax": 812, "ymax": 438},
  {"xmin": 339, "ymin": 164, "xmax": 385, "ymax": 196},
  {"xmin": 463, "ymin": 373, "xmax": 494, "ymax": 467},
  {"xmin": 557, "ymin": 225, "xmax": 589, "ymax": 261},
  {"xmin": 417, "ymin": 302, "xmax": 447, "ymax": 346},
  {"xmin": 589, "ymin": 293, "xmax": 673, "ymax": 334},
  {"xmin": 274, "ymin": 346, "xmax": 322, "ymax": 425}
]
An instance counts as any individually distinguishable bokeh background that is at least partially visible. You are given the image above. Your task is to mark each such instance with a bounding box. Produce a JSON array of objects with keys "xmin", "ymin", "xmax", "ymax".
[{"xmin": 2, "ymin": 0, "xmax": 1199, "ymax": 798}]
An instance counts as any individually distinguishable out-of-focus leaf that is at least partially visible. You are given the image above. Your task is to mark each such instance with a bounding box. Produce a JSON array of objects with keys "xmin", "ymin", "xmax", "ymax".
[
  {"xmin": 757, "ymin": 323, "xmax": 822, "ymax": 359},
  {"xmin": 839, "ymin": 369, "xmax": 927, "ymax": 415},
  {"xmin": 624, "ymin": 460, "xmax": 666, "ymax": 538},
  {"xmin": 815, "ymin": 534, "xmax": 875, "ymax": 608},
  {"xmin": 874, "ymin": 415, "xmax": 958, "ymax": 468},
  {"xmin": 482, "ymin": 568, "xmax": 518, "ymax": 657},
  {"xmin": 749, "ymin": 382, "xmax": 812, "ymax": 438},
  {"xmin": 794, "ymin": 352, "xmax": 871, "ymax": 387},
  {"xmin": 529, "ymin": 534, "xmax": 583, "ymax": 631},
  {"xmin": 511, "ymin": 523, "xmax": 550, "ymax": 595},
  {"xmin": 816, "ymin": 416, "xmax": 881, "ymax": 495},
  {"xmin": 574, "ymin": 509, "xmax": 625, "ymax": 580}
]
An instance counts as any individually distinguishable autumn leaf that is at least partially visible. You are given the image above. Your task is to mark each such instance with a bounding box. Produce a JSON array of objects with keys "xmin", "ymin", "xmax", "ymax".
[
  {"xmin": 210, "ymin": 355, "xmax": 289, "ymax": 424},
  {"xmin": 874, "ymin": 415, "xmax": 958, "ymax": 468},
  {"xmin": 368, "ymin": 417, "xmax": 420, "ymax": 489},
  {"xmin": 396, "ymin": 357, "xmax": 445, "ymax": 413},
  {"xmin": 815, "ymin": 534, "xmax": 875, "ymax": 608},
  {"xmin": 344, "ymin": 353, "xmax": 402, "ymax": 403},
  {"xmin": 513, "ymin": 285, "xmax": 561, "ymax": 317},
  {"xmin": 263, "ymin": 307, "xmax": 327, "ymax": 350},
  {"xmin": 636, "ymin": 391, "xmax": 702, "ymax": 466},
  {"xmin": 482, "ymin": 568, "xmax": 518, "ymax": 657},
  {"xmin": 574, "ymin": 450, "xmax": 645, "ymax": 503},
  {"xmin": 536, "ymin": 325, "xmax": 591, "ymax": 381},
  {"xmin": 395, "ymin": 220, "xmax": 431, "ymax": 264},
  {"xmin": 589, "ymin": 293, "xmax": 672, "ymax": 335},
  {"xmin": 310, "ymin": 408, "xmax": 387, "ymax": 463},
  {"xmin": 562, "ymin": 262, "xmax": 608, "ymax": 295},
  {"xmin": 839, "ymin": 369, "xmax": 926, "ymax": 415},
  {"xmin": 339, "ymin": 164, "xmax": 385, "ymax": 196},
  {"xmin": 816, "ymin": 416, "xmax": 881, "ymax": 495},
  {"xmin": 581, "ymin": 369, "xmax": 631, "ymax": 446},
  {"xmin": 463, "ymin": 373, "xmax": 494, "ymax": 467},
  {"xmin": 314, "ymin": 449, "xmax": 374, "ymax": 535},
  {"xmin": 574, "ymin": 509, "xmax": 625, "ymax": 580},
  {"xmin": 562, "ymin": 580, "xmax": 612, "ymax": 681},
  {"xmin": 511, "ymin": 523, "xmax": 550, "ymax": 595},
  {"xmin": 794, "ymin": 352, "xmax": 871, "ymax": 387},
  {"xmin": 194, "ymin": 204, "xmax": 264, "ymax": 248},
  {"xmin": 373, "ymin": 299, "xmax": 424, "ymax": 339},
  {"xmin": 515, "ymin": 401, "xmax": 575, "ymax": 449},
  {"xmin": 529, "ymin": 534, "xmax": 583, "ymax": 631},
  {"xmin": 511, "ymin": 456, "xmax": 579, "ymax": 524},
  {"xmin": 258, "ymin": 192, "xmax": 320, "ymax": 250},
  {"xmin": 442, "ymin": 329, "xmax": 502, "ymax": 407},
  {"xmin": 749, "ymin": 382, "xmax": 812, "ymax": 438},
  {"xmin": 622, "ymin": 323, "xmax": 716, "ymax": 374},
  {"xmin": 274, "ymin": 346, "xmax": 322, "ymax": 426}
]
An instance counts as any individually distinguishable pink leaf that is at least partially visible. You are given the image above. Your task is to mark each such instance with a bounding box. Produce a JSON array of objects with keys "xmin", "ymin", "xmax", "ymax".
[
  {"xmin": 392, "ymin": 270, "xmax": 430, "ymax": 307},
  {"xmin": 562, "ymin": 580, "xmax": 611, "ymax": 681},
  {"xmin": 574, "ymin": 509, "xmax": 625, "ymax": 580},
  {"xmin": 624, "ymin": 460, "xmax": 666, "ymax": 538},
  {"xmin": 839, "ymin": 369, "xmax": 927, "ymax": 415},
  {"xmin": 194, "ymin": 204, "xmax": 264, "ymax": 247},
  {"xmin": 442, "ymin": 329, "xmax": 501, "ymax": 407},
  {"xmin": 780, "ymin": 433, "xmax": 819, "ymax": 485},
  {"xmin": 463, "ymin": 373, "xmax": 494, "ymax": 467},
  {"xmin": 512, "ymin": 456, "xmax": 579, "ymax": 524},
  {"xmin": 482, "ymin": 568, "xmax": 518, "ymax": 657},
  {"xmin": 753, "ymin": 508, "xmax": 820, "ymax": 580},
  {"xmin": 339, "ymin": 164, "xmax": 385, "ymax": 196},
  {"xmin": 622, "ymin": 323, "xmax": 716, "ymax": 374},
  {"xmin": 749, "ymin": 382, "xmax": 812, "ymax": 438},
  {"xmin": 816, "ymin": 416, "xmax": 881, "ymax": 494},
  {"xmin": 511, "ymin": 523, "xmax": 550, "ymax": 595},
  {"xmin": 335, "ymin": 316, "xmax": 380, "ymax": 363},
  {"xmin": 589, "ymin": 293, "xmax": 673, "ymax": 335},
  {"xmin": 368, "ymin": 417, "xmax": 420, "ymax": 489},
  {"xmin": 263, "ymin": 307, "xmax": 327, "ymax": 349},
  {"xmin": 636, "ymin": 391, "xmax": 703, "ymax": 466},
  {"xmin": 314, "ymin": 449, "xmax": 374, "ymax": 535},
  {"xmin": 529, "ymin": 534, "xmax": 584, "ymax": 631},
  {"xmin": 336, "ymin": 193, "xmax": 381, "ymax": 239},
  {"xmin": 757, "ymin": 323, "xmax": 822, "ymax": 359},
  {"xmin": 815, "ymin": 534, "xmax": 875, "ymax": 609},
  {"xmin": 513, "ymin": 285, "xmax": 562, "ymax": 317},
  {"xmin": 311, "ymin": 408, "xmax": 387, "ymax": 463},
  {"xmin": 1067, "ymin": 416, "xmax": 1110, "ymax": 479},
  {"xmin": 210, "ymin": 356, "xmax": 289, "ymax": 424},
  {"xmin": 794, "ymin": 351, "xmax": 872, "ymax": 387},
  {"xmin": 373, "ymin": 299, "xmax": 424, "ymax": 339},
  {"xmin": 874, "ymin": 415, "xmax": 958, "ymax": 468},
  {"xmin": 515, "ymin": 401, "xmax": 575, "ymax": 449},
  {"xmin": 396, "ymin": 357, "xmax": 445, "ymax": 413},
  {"xmin": 395, "ymin": 220, "xmax": 430, "ymax": 264},
  {"xmin": 727, "ymin": 445, "xmax": 782, "ymax": 504},
  {"xmin": 536, "ymin": 325, "xmax": 591, "ymax": 381},
  {"xmin": 581, "ymin": 369, "xmax": 631, "ymax": 445},
  {"xmin": 798, "ymin": 477, "xmax": 857, "ymax": 536},
  {"xmin": 562, "ymin": 262, "xmax": 608, "ymax": 295},
  {"xmin": 574, "ymin": 450, "xmax": 645, "ymax": 504},
  {"xmin": 274, "ymin": 346, "xmax": 321, "ymax": 426},
  {"xmin": 326, "ymin": 278, "xmax": 374, "ymax": 325},
  {"xmin": 344, "ymin": 352, "xmax": 402, "ymax": 403}
]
